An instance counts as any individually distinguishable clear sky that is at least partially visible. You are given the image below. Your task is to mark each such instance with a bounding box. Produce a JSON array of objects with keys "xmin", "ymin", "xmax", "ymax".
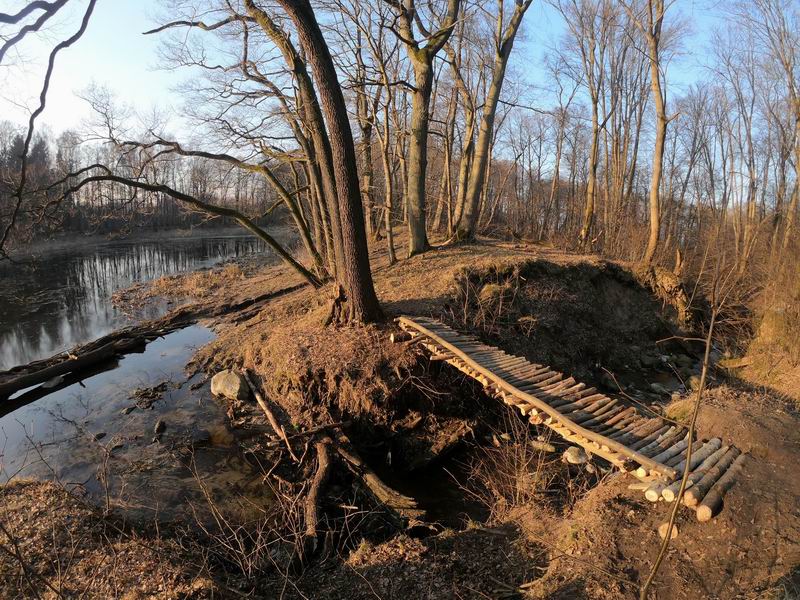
[
  {"xmin": 1, "ymin": 0, "xmax": 177, "ymax": 134},
  {"xmin": 1, "ymin": 0, "xmax": 726, "ymax": 137}
]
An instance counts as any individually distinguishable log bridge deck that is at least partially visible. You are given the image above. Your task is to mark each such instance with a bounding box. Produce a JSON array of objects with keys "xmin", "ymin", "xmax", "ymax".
[{"xmin": 396, "ymin": 316, "xmax": 747, "ymax": 522}]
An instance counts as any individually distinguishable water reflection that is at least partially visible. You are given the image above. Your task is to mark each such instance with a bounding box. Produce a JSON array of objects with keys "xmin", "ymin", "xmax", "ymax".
[
  {"xmin": 0, "ymin": 326, "xmax": 272, "ymax": 524},
  {"xmin": 0, "ymin": 235, "xmax": 266, "ymax": 369}
]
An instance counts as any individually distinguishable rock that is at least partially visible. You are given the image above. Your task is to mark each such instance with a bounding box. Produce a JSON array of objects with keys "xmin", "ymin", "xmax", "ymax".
[
  {"xmin": 211, "ymin": 370, "xmax": 250, "ymax": 401},
  {"xmin": 687, "ymin": 375, "xmax": 703, "ymax": 391},
  {"xmin": 562, "ymin": 446, "xmax": 589, "ymax": 465},
  {"xmin": 600, "ymin": 372, "xmax": 617, "ymax": 390},
  {"xmin": 154, "ymin": 419, "xmax": 166, "ymax": 434},
  {"xmin": 658, "ymin": 522, "xmax": 679, "ymax": 540},
  {"xmin": 640, "ymin": 354, "xmax": 658, "ymax": 368},
  {"xmin": 649, "ymin": 382, "xmax": 670, "ymax": 396},
  {"xmin": 676, "ymin": 354, "xmax": 693, "ymax": 368}
]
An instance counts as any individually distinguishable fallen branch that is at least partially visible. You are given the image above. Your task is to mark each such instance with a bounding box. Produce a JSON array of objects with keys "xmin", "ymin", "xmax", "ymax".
[
  {"xmin": 242, "ymin": 369, "xmax": 300, "ymax": 463},
  {"xmin": 328, "ymin": 432, "xmax": 422, "ymax": 520},
  {"xmin": 0, "ymin": 337, "xmax": 144, "ymax": 399},
  {"xmin": 302, "ymin": 439, "xmax": 331, "ymax": 558}
]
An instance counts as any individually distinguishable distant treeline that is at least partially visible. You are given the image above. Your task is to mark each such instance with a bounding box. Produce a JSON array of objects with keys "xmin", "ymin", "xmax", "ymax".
[{"xmin": 0, "ymin": 122, "xmax": 283, "ymax": 242}]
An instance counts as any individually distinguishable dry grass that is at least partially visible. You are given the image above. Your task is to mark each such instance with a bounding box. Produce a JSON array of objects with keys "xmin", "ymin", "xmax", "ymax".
[
  {"xmin": 0, "ymin": 480, "xmax": 215, "ymax": 599},
  {"xmin": 150, "ymin": 263, "xmax": 245, "ymax": 300}
]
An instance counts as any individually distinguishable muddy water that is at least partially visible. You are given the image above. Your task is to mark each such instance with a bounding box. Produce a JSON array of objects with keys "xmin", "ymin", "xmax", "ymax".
[
  {"xmin": 0, "ymin": 234, "xmax": 267, "ymax": 370},
  {"xmin": 0, "ymin": 325, "xmax": 272, "ymax": 524}
]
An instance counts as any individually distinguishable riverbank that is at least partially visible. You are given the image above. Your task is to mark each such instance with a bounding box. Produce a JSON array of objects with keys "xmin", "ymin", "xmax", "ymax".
[{"xmin": 2, "ymin": 237, "xmax": 799, "ymax": 598}]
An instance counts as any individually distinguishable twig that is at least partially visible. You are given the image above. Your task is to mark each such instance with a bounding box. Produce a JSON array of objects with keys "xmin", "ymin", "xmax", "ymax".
[
  {"xmin": 242, "ymin": 369, "xmax": 300, "ymax": 463},
  {"xmin": 639, "ymin": 306, "xmax": 717, "ymax": 599}
]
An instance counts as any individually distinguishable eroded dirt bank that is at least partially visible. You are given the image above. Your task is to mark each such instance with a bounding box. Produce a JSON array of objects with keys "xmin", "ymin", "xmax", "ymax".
[{"xmin": 2, "ymin": 239, "xmax": 799, "ymax": 599}]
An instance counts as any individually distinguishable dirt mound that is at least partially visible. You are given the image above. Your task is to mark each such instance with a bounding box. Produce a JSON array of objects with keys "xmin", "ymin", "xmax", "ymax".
[
  {"xmin": 174, "ymin": 239, "xmax": 798, "ymax": 598},
  {"xmin": 441, "ymin": 259, "xmax": 696, "ymax": 388}
]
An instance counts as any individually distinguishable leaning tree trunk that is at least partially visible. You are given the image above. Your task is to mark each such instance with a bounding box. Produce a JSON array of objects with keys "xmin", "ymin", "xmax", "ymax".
[{"xmin": 276, "ymin": 0, "xmax": 383, "ymax": 323}]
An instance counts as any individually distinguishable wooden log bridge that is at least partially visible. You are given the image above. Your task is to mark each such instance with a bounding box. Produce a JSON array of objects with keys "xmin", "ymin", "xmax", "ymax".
[{"xmin": 395, "ymin": 316, "xmax": 746, "ymax": 522}]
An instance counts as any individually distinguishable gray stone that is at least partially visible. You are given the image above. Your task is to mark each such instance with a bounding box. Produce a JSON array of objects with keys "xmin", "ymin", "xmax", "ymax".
[
  {"xmin": 676, "ymin": 354, "xmax": 693, "ymax": 368},
  {"xmin": 211, "ymin": 370, "xmax": 250, "ymax": 401},
  {"xmin": 562, "ymin": 446, "xmax": 589, "ymax": 465},
  {"xmin": 649, "ymin": 382, "xmax": 670, "ymax": 396},
  {"xmin": 640, "ymin": 354, "xmax": 657, "ymax": 368}
]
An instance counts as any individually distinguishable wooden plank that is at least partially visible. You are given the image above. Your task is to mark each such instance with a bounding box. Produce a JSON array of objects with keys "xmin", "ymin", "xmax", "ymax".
[{"xmin": 397, "ymin": 317, "xmax": 676, "ymax": 479}]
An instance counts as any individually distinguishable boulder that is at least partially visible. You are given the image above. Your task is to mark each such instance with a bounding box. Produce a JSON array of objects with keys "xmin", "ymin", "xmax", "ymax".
[
  {"xmin": 562, "ymin": 446, "xmax": 589, "ymax": 465},
  {"xmin": 211, "ymin": 370, "xmax": 250, "ymax": 401},
  {"xmin": 649, "ymin": 382, "xmax": 670, "ymax": 396}
]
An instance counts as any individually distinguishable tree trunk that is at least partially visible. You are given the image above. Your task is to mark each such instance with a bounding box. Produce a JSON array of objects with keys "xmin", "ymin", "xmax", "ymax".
[
  {"xmin": 406, "ymin": 56, "xmax": 434, "ymax": 256},
  {"xmin": 276, "ymin": 0, "xmax": 382, "ymax": 323},
  {"xmin": 454, "ymin": 1, "xmax": 532, "ymax": 240},
  {"xmin": 642, "ymin": 8, "xmax": 667, "ymax": 265}
]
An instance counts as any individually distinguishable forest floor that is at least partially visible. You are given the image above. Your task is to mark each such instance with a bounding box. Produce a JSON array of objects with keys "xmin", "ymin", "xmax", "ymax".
[{"xmin": 2, "ymin": 235, "xmax": 799, "ymax": 599}]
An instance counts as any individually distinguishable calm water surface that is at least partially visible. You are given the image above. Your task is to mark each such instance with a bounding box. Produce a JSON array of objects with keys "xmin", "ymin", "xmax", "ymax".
[
  {"xmin": 0, "ymin": 234, "xmax": 266, "ymax": 370},
  {"xmin": 0, "ymin": 234, "xmax": 276, "ymax": 523},
  {"xmin": 0, "ymin": 326, "xmax": 272, "ymax": 523}
]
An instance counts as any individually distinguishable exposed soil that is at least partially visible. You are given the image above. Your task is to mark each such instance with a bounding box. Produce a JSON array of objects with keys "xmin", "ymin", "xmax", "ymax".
[{"xmin": 3, "ymin": 236, "xmax": 799, "ymax": 599}]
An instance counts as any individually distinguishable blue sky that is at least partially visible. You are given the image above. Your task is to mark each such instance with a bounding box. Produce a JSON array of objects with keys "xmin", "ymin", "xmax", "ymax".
[{"xmin": 1, "ymin": 0, "xmax": 726, "ymax": 136}]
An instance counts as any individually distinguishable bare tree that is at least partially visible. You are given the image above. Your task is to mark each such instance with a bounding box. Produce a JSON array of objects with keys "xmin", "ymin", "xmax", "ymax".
[
  {"xmin": 386, "ymin": 0, "xmax": 461, "ymax": 256},
  {"xmin": 452, "ymin": 0, "xmax": 534, "ymax": 240},
  {"xmin": 274, "ymin": 0, "xmax": 383, "ymax": 323}
]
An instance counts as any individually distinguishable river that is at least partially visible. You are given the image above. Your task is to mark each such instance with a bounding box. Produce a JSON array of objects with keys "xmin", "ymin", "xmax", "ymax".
[
  {"xmin": 0, "ymin": 232, "xmax": 276, "ymax": 524},
  {"xmin": 0, "ymin": 233, "xmax": 266, "ymax": 370}
]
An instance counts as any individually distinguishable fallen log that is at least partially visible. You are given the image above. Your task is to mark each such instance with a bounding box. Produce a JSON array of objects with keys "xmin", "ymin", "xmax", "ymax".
[
  {"xmin": 0, "ymin": 337, "xmax": 144, "ymax": 399},
  {"xmin": 302, "ymin": 439, "xmax": 331, "ymax": 557},
  {"xmin": 0, "ymin": 282, "xmax": 306, "ymax": 401},
  {"xmin": 696, "ymin": 453, "xmax": 747, "ymax": 522},
  {"xmin": 328, "ymin": 432, "xmax": 422, "ymax": 520}
]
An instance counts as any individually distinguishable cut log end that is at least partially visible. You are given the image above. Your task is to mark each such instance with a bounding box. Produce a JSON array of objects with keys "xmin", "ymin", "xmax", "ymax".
[{"xmin": 390, "ymin": 331, "xmax": 412, "ymax": 344}]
